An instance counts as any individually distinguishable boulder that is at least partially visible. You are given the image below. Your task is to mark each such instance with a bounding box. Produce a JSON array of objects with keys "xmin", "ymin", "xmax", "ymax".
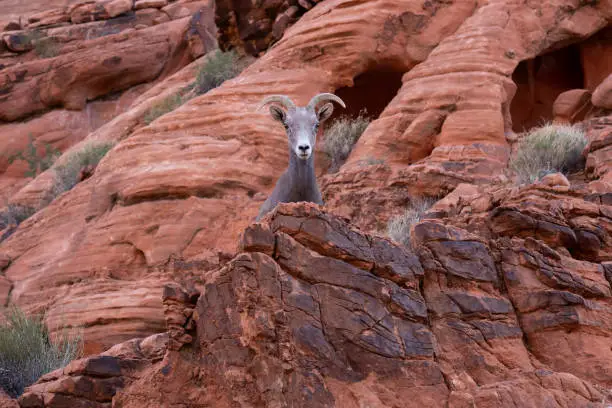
[{"xmin": 592, "ymin": 74, "xmax": 612, "ymax": 109}]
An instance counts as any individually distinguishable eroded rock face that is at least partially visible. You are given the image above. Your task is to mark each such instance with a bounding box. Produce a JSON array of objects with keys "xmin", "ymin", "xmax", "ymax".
[
  {"xmin": 2, "ymin": 0, "xmax": 612, "ymax": 362},
  {"xmin": 19, "ymin": 203, "xmax": 610, "ymax": 407},
  {"xmin": 18, "ymin": 333, "xmax": 168, "ymax": 407},
  {"xmin": 215, "ymin": 0, "xmax": 324, "ymax": 56},
  {"xmin": 321, "ymin": 0, "xmax": 612, "ymax": 229}
]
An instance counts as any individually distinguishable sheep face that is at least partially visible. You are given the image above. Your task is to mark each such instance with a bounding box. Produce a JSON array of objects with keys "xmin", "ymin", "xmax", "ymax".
[{"xmin": 269, "ymin": 104, "xmax": 334, "ymax": 161}]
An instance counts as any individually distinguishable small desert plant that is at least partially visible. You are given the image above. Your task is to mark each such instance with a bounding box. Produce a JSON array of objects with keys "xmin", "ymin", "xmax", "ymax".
[
  {"xmin": 509, "ymin": 123, "xmax": 588, "ymax": 184},
  {"xmin": 144, "ymin": 93, "xmax": 185, "ymax": 125},
  {"xmin": 52, "ymin": 141, "xmax": 115, "ymax": 195},
  {"xmin": 7, "ymin": 134, "xmax": 61, "ymax": 178},
  {"xmin": 0, "ymin": 204, "xmax": 36, "ymax": 231},
  {"xmin": 0, "ymin": 307, "xmax": 83, "ymax": 398},
  {"xmin": 322, "ymin": 111, "xmax": 371, "ymax": 173},
  {"xmin": 387, "ymin": 196, "xmax": 436, "ymax": 248},
  {"xmin": 33, "ymin": 36, "xmax": 60, "ymax": 59},
  {"xmin": 194, "ymin": 49, "xmax": 248, "ymax": 95}
]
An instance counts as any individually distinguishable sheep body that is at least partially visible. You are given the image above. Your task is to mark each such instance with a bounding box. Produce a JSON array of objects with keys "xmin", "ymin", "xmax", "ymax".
[{"xmin": 255, "ymin": 93, "xmax": 345, "ymax": 221}]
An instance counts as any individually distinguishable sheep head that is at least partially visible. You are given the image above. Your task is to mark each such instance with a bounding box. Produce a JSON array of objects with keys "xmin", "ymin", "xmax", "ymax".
[{"xmin": 258, "ymin": 93, "xmax": 346, "ymax": 161}]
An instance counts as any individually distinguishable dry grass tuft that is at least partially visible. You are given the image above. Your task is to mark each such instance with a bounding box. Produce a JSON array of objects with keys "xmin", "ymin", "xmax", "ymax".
[
  {"xmin": 52, "ymin": 141, "xmax": 115, "ymax": 196},
  {"xmin": 195, "ymin": 49, "xmax": 249, "ymax": 95},
  {"xmin": 387, "ymin": 197, "xmax": 437, "ymax": 247},
  {"xmin": 0, "ymin": 307, "xmax": 82, "ymax": 398},
  {"xmin": 322, "ymin": 111, "xmax": 370, "ymax": 173},
  {"xmin": 510, "ymin": 123, "xmax": 588, "ymax": 184}
]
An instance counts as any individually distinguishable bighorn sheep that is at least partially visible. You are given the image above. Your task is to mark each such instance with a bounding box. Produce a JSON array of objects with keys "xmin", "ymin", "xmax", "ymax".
[{"xmin": 255, "ymin": 93, "xmax": 346, "ymax": 221}]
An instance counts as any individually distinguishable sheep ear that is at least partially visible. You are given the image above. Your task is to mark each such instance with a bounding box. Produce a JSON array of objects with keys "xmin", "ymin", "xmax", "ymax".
[
  {"xmin": 269, "ymin": 106, "xmax": 286, "ymax": 123},
  {"xmin": 317, "ymin": 103, "xmax": 334, "ymax": 122}
]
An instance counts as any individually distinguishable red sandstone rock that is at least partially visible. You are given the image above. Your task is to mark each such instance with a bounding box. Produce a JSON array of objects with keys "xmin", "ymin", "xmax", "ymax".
[
  {"xmin": 103, "ymin": 0, "xmax": 132, "ymax": 18},
  {"xmin": 585, "ymin": 115, "xmax": 612, "ymax": 195},
  {"xmin": 134, "ymin": 0, "xmax": 168, "ymax": 9},
  {"xmin": 0, "ymin": 18, "xmax": 191, "ymax": 121},
  {"xmin": 1, "ymin": 0, "xmax": 612, "ymax": 376},
  {"xmin": 26, "ymin": 9, "xmax": 71, "ymax": 28},
  {"xmin": 0, "ymin": 390, "xmax": 18, "ymax": 408},
  {"xmin": 20, "ymin": 203, "xmax": 610, "ymax": 407},
  {"xmin": 592, "ymin": 74, "xmax": 612, "ymax": 109},
  {"xmin": 553, "ymin": 89, "xmax": 592, "ymax": 123}
]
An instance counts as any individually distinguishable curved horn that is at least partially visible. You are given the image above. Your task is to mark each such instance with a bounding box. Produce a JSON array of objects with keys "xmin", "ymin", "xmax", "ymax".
[
  {"xmin": 256, "ymin": 95, "xmax": 296, "ymax": 111},
  {"xmin": 307, "ymin": 93, "xmax": 346, "ymax": 110}
]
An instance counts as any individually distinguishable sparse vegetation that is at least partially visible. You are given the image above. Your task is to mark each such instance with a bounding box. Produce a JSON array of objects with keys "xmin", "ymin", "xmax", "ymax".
[
  {"xmin": 362, "ymin": 156, "xmax": 385, "ymax": 166},
  {"xmin": 322, "ymin": 111, "xmax": 371, "ymax": 173},
  {"xmin": 509, "ymin": 123, "xmax": 588, "ymax": 184},
  {"xmin": 52, "ymin": 141, "xmax": 115, "ymax": 196},
  {"xmin": 143, "ymin": 93, "xmax": 185, "ymax": 125},
  {"xmin": 194, "ymin": 49, "xmax": 248, "ymax": 95},
  {"xmin": 387, "ymin": 197, "xmax": 436, "ymax": 248},
  {"xmin": 0, "ymin": 307, "xmax": 82, "ymax": 398},
  {"xmin": 33, "ymin": 36, "xmax": 60, "ymax": 59},
  {"xmin": 0, "ymin": 204, "xmax": 37, "ymax": 242},
  {"xmin": 6, "ymin": 134, "xmax": 61, "ymax": 178},
  {"xmin": 0, "ymin": 204, "xmax": 36, "ymax": 231},
  {"xmin": 20, "ymin": 29, "xmax": 60, "ymax": 59},
  {"xmin": 142, "ymin": 49, "xmax": 250, "ymax": 125}
]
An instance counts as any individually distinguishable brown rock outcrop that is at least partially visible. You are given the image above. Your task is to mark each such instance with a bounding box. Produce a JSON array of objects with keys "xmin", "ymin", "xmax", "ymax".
[
  {"xmin": 322, "ymin": 1, "xmax": 612, "ymax": 231},
  {"xmin": 593, "ymin": 74, "xmax": 612, "ymax": 109},
  {"xmin": 215, "ymin": 0, "xmax": 326, "ymax": 56},
  {"xmin": 585, "ymin": 114, "xmax": 612, "ymax": 195},
  {"xmin": 19, "ymin": 333, "xmax": 168, "ymax": 407},
  {"xmin": 19, "ymin": 203, "xmax": 611, "ymax": 407},
  {"xmin": 553, "ymin": 89, "xmax": 592, "ymax": 123},
  {"xmin": 2, "ymin": 0, "xmax": 612, "ymax": 361},
  {"xmin": 0, "ymin": 390, "xmax": 18, "ymax": 408},
  {"xmin": 0, "ymin": 18, "xmax": 189, "ymax": 122}
]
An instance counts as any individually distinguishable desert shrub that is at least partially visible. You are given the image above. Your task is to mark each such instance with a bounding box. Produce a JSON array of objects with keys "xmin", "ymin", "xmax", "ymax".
[
  {"xmin": 33, "ymin": 36, "xmax": 60, "ymax": 59},
  {"xmin": 52, "ymin": 141, "xmax": 115, "ymax": 195},
  {"xmin": 510, "ymin": 123, "xmax": 588, "ymax": 184},
  {"xmin": 322, "ymin": 111, "xmax": 371, "ymax": 173},
  {"xmin": 7, "ymin": 134, "xmax": 61, "ymax": 178},
  {"xmin": 387, "ymin": 197, "xmax": 436, "ymax": 248},
  {"xmin": 143, "ymin": 93, "xmax": 185, "ymax": 125},
  {"xmin": 0, "ymin": 307, "xmax": 82, "ymax": 398},
  {"xmin": 194, "ymin": 49, "xmax": 248, "ymax": 95},
  {"xmin": 0, "ymin": 204, "xmax": 37, "ymax": 242},
  {"xmin": 0, "ymin": 204, "xmax": 36, "ymax": 229}
]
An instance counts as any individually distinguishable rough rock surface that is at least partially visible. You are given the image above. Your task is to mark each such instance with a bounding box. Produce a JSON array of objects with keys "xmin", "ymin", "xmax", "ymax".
[
  {"xmin": 215, "ymin": 0, "xmax": 325, "ymax": 56},
  {"xmin": 322, "ymin": 0, "xmax": 612, "ymax": 231},
  {"xmin": 0, "ymin": 0, "xmax": 218, "ymax": 352},
  {"xmin": 585, "ymin": 115, "xmax": 612, "ymax": 195},
  {"xmin": 1, "ymin": 0, "xmax": 612, "ymax": 362},
  {"xmin": 18, "ymin": 203, "xmax": 611, "ymax": 407},
  {"xmin": 593, "ymin": 74, "xmax": 612, "ymax": 109},
  {"xmin": 19, "ymin": 333, "xmax": 168, "ymax": 407}
]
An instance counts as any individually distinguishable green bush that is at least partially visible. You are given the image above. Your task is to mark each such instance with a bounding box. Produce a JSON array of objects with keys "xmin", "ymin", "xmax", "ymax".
[
  {"xmin": 143, "ymin": 93, "xmax": 185, "ymax": 125},
  {"xmin": 7, "ymin": 134, "xmax": 61, "ymax": 178},
  {"xmin": 510, "ymin": 123, "xmax": 588, "ymax": 184},
  {"xmin": 52, "ymin": 141, "xmax": 115, "ymax": 195},
  {"xmin": 0, "ymin": 307, "xmax": 82, "ymax": 398},
  {"xmin": 387, "ymin": 197, "xmax": 436, "ymax": 248},
  {"xmin": 322, "ymin": 111, "xmax": 371, "ymax": 173},
  {"xmin": 195, "ymin": 49, "xmax": 248, "ymax": 95}
]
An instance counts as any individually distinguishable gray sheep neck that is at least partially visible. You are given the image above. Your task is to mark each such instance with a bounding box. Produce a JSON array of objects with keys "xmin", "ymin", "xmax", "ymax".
[{"xmin": 287, "ymin": 147, "xmax": 317, "ymax": 200}]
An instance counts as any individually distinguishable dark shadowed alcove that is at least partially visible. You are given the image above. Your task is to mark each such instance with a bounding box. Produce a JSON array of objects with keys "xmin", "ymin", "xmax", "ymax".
[
  {"xmin": 510, "ymin": 45, "xmax": 585, "ymax": 132},
  {"xmin": 332, "ymin": 69, "xmax": 404, "ymax": 121}
]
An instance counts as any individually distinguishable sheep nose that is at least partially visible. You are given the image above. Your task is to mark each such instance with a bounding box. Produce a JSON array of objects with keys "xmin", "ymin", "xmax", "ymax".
[{"xmin": 298, "ymin": 145, "xmax": 310, "ymax": 152}]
